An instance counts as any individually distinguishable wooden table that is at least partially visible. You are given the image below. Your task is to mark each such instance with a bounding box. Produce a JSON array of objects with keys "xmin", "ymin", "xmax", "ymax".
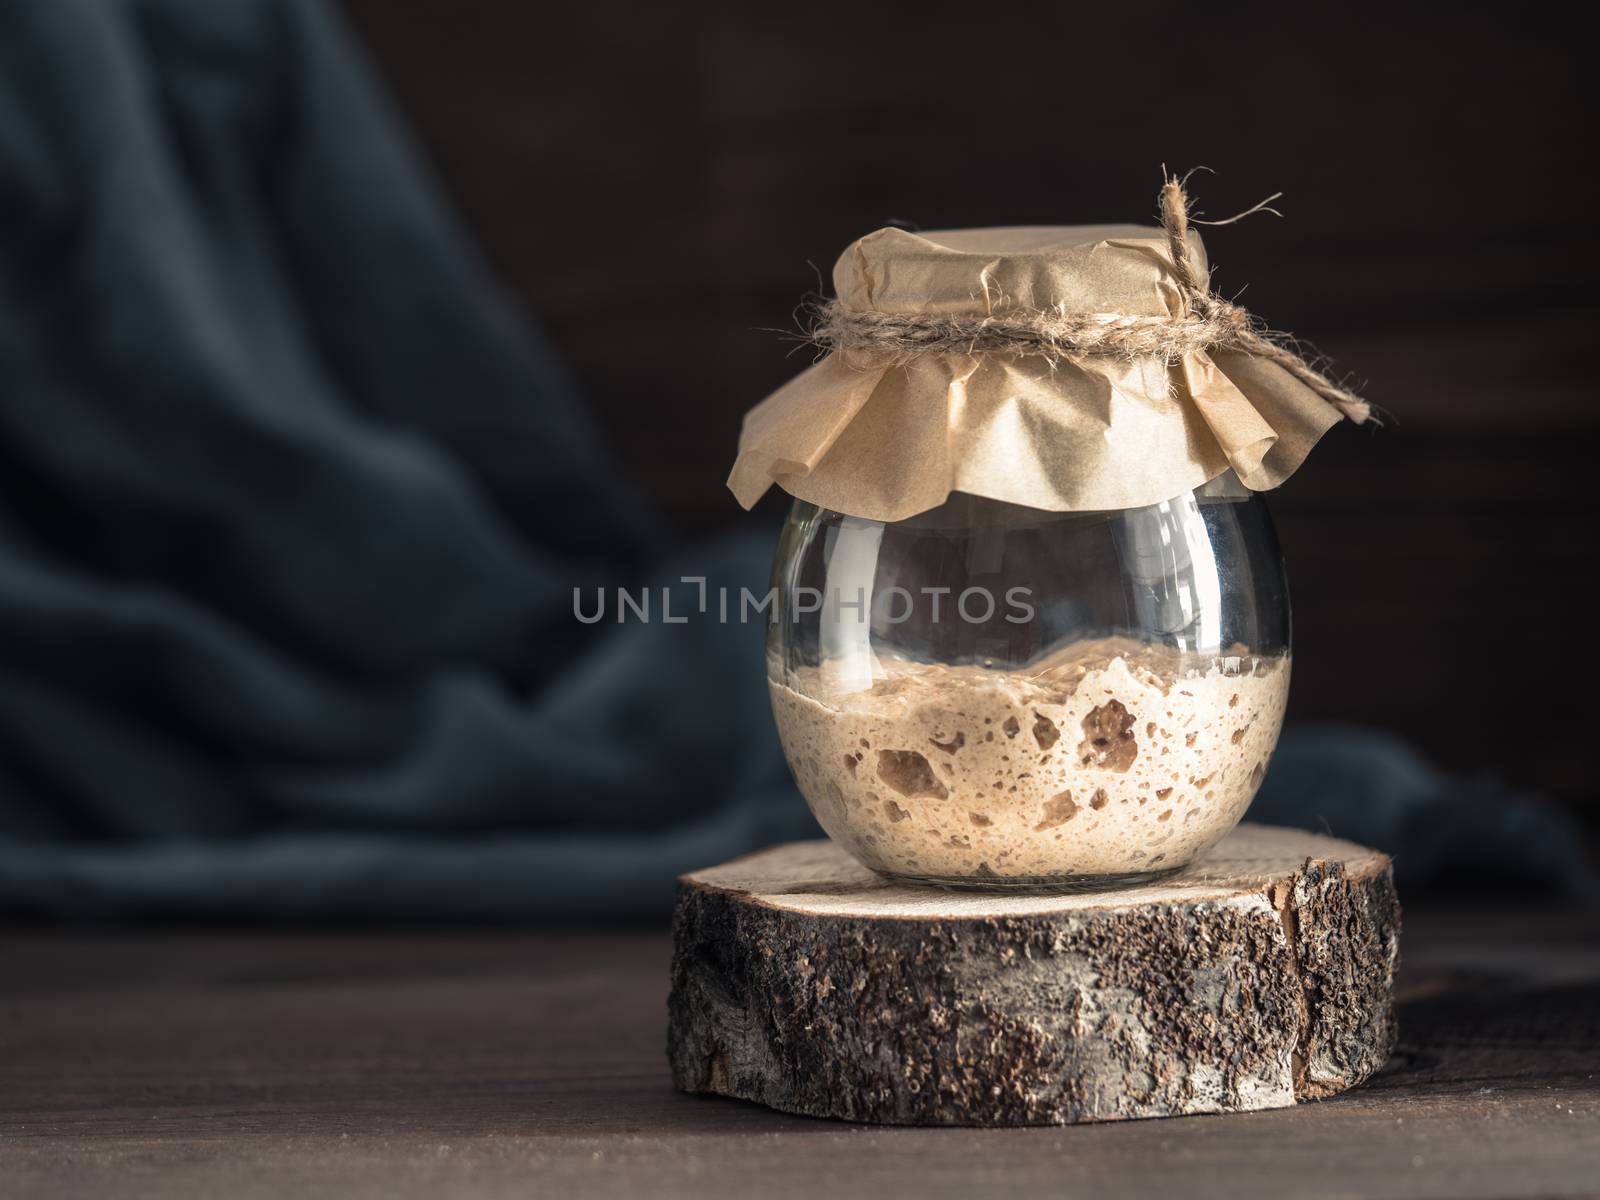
[{"xmin": 2, "ymin": 905, "xmax": 1596, "ymax": 1199}]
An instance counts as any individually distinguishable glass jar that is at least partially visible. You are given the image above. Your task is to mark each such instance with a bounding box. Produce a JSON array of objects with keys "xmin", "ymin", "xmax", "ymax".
[{"xmin": 767, "ymin": 473, "xmax": 1290, "ymax": 890}]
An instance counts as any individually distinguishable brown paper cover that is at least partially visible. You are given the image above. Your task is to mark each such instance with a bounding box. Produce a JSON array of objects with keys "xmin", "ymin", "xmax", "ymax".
[{"xmin": 728, "ymin": 224, "xmax": 1342, "ymax": 522}]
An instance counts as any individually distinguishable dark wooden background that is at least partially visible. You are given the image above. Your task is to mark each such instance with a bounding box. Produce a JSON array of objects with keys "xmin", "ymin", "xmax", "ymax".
[{"xmin": 338, "ymin": 1, "xmax": 1598, "ymax": 823}]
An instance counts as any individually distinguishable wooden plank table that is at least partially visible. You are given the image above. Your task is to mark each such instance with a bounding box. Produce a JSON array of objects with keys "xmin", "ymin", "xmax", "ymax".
[{"xmin": 1, "ymin": 904, "xmax": 1596, "ymax": 1198}]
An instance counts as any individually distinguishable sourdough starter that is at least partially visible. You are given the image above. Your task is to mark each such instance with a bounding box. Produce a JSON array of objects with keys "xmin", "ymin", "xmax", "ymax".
[{"xmin": 770, "ymin": 638, "xmax": 1289, "ymax": 883}]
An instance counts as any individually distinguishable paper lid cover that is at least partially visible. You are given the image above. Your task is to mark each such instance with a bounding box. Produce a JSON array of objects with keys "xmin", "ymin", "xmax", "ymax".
[{"xmin": 728, "ymin": 222, "xmax": 1345, "ymax": 522}]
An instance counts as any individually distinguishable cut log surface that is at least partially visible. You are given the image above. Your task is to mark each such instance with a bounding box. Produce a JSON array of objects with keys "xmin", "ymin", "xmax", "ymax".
[{"xmin": 668, "ymin": 823, "xmax": 1400, "ymax": 1126}]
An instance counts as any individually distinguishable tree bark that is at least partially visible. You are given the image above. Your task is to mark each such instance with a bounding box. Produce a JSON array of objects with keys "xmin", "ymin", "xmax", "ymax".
[{"xmin": 668, "ymin": 824, "xmax": 1399, "ymax": 1125}]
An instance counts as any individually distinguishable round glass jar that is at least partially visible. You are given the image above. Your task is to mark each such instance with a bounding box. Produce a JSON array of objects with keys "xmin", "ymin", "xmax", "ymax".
[{"xmin": 767, "ymin": 475, "xmax": 1291, "ymax": 890}]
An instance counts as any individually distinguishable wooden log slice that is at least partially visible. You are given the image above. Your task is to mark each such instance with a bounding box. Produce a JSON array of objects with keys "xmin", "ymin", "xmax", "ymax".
[{"xmin": 668, "ymin": 823, "xmax": 1399, "ymax": 1126}]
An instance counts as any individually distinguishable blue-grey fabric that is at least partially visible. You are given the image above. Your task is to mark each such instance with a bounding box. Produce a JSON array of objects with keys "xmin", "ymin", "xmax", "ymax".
[
  {"xmin": 0, "ymin": 0, "xmax": 812, "ymax": 917},
  {"xmin": 0, "ymin": 0, "xmax": 1587, "ymax": 918}
]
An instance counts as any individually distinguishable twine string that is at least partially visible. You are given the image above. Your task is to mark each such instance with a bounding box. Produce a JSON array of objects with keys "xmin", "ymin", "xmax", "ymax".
[{"xmin": 807, "ymin": 176, "xmax": 1372, "ymax": 425}]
